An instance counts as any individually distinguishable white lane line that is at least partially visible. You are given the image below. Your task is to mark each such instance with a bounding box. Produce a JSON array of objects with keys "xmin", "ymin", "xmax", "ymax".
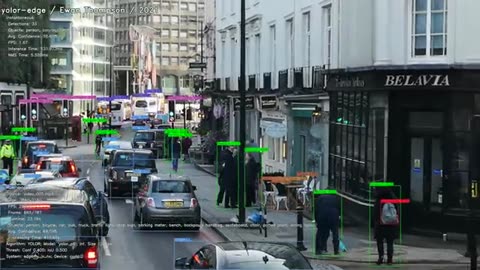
[
  {"xmin": 87, "ymin": 168, "xmax": 90, "ymax": 175},
  {"xmin": 125, "ymin": 199, "xmax": 133, "ymax": 204},
  {"xmin": 101, "ymin": 237, "xmax": 111, "ymax": 256}
]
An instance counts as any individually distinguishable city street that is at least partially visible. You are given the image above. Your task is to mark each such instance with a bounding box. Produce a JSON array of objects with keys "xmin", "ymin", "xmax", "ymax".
[{"xmin": 62, "ymin": 131, "xmax": 226, "ymax": 270}]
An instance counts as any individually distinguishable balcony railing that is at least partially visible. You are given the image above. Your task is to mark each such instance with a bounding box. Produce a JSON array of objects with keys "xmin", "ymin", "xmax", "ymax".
[
  {"xmin": 279, "ymin": 69, "xmax": 288, "ymax": 91},
  {"xmin": 263, "ymin": 72, "xmax": 271, "ymax": 90},
  {"xmin": 248, "ymin": 75, "xmax": 256, "ymax": 91},
  {"xmin": 287, "ymin": 69, "xmax": 294, "ymax": 88},
  {"xmin": 303, "ymin": 66, "xmax": 312, "ymax": 88},
  {"xmin": 225, "ymin": 77, "xmax": 230, "ymax": 91},
  {"xmin": 312, "ymin": 66, "xmax": 325, "ymax": 90},
  {"xmin": 294, "ymin": 68, "xmax": 303, "ymax": 89}
]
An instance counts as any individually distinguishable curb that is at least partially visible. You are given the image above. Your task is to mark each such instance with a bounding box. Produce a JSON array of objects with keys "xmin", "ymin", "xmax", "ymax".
[
  {"xmin": 59, "ymin": 146, "xmax": 77, "ymax": 149},
  {"xmin": 201, "ymin": 215, "xmax": 230, "ymax": 242},
  {"xmin": 192, "ymin": 160, "xmax": 216, "ymax": 177}
]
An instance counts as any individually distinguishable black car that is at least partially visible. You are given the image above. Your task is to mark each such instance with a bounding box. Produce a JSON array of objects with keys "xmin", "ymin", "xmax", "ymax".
[
  {"xmin": 0, "ymin": 185, "xmax": 100, "ymax": 269},
  {"xmin": 132, "ymin": 129, "xmax": 168, "ymax": 158},
  {"xmin": 28, "ymin": 177, "xmax": 111, "ymax": 236},
  {"xmin": 104, "ymin": 149, "xmax": 158, "ymax": 197},
  {"xmin": 21, "ymin": 141, "xmax": 61, "ymax": 169},
  {"xmin": 175, "ymin": 242, "xmax": 314, "ymax": 269}
]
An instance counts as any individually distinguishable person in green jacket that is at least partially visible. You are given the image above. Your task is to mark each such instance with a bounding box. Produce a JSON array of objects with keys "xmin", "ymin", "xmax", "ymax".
[{"xmin": 0, "ymin": 140, "xmax": 15, "ymax": 176}]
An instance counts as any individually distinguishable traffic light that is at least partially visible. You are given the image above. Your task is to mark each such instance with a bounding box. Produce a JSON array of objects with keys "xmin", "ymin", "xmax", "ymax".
[
  {"xmin": 31, "ymin": 103, "xmax": 37, "ymax": 121},
  {"xmin": 20, "ymin": 104, "xmax": 26, "ymax": 121},
  {"xmin": 63, "ymin": 107, "xmax": 68, "ymax": 117},
  {"xmin": 186, "ymin": 108, "xmax": 192, "ymax": 121},
  {"xmin": 168, "ymin": 100, "xmax": 175, "ymax": 123}
]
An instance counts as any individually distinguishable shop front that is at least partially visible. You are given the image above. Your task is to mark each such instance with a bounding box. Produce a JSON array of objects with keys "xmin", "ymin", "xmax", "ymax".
[{"xmin": 327, "ymin": 67, "xmax": 480, "ymax": 232}]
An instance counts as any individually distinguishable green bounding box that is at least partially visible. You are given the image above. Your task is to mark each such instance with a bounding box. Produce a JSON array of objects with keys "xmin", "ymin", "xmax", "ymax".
[
  {"xmin": 216, "ymin": 141, "xmax": 240, "ymax": 146},
  {"xmin": 369, "ymin": 182, "xmax": 394, "ymax": 187},
  {"xmin": 95, "ymin": 129, "xmax": 119, "ymax": 135},
  {"xmin": 165, "ymin": 129, "xmax": 192, "ymax": 138},
  {"xmin": 0, "ymin": 135, "xmax": 21, "ymax": 140},
  {"xmin": 313, "ymin": 189, "xmax": 338, "ymax": 195},
  {"xmin": 83, "ymin": 118, "xmax": 107, "ymax": 123},
  {"xmin": 245, "ymin": 147, "xmax": 268, "ymax": 153},
  {"xmin": 11, "ymin": 127, "xmax": 36, "ymax": 132}
]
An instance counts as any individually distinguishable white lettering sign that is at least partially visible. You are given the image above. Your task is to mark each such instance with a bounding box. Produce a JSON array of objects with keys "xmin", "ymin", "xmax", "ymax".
[{"xmin": 385, "ymin": 75, "xmax": 450, "ymax": 87}]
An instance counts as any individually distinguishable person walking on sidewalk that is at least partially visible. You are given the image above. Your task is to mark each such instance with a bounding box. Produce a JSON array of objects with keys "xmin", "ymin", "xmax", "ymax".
[
  {"xmin": 223, "ymin": 146, "xmax": 237, "ymax": 208},
  {"xmin": 372, "ymin": 188, "xmax": 399, "ymax": 265},
  {"xmin": 182, "ymin": 137, "xmax": 192, "ymax": 161},
  {"xmin": 216, "ymin": 148, "xmax": 226, "ymax": 206},
  {"xmin": 245, "ymin": 153, "xmax": 258, "ymax": 207},
  {"xmin": 95, "ymin": 134, "xmax": 103, "ymax": 156},
  {"xmin": 0, "ymin": 140, "xmax": 15, "ymax": 176},
  {"xmin": 314, "ymin": 186, "xmax": 340, "ymax": 255},
  {"xmin": 171, "ymin": 138, "xmax": 181, "ymax": 172}
]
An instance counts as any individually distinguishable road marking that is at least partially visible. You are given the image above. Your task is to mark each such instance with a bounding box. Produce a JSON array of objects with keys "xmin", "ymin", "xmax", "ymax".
[
  {"xmin": 86, "ymin": 168, "xmax": 90, "ymax": 175},
  {"xmin": 125, "ymin": 199, "xmax": 133, "ymax": 204},
  {"xmin": 101, "ymin": 237, "xmax": 111, "ymax": 256}
]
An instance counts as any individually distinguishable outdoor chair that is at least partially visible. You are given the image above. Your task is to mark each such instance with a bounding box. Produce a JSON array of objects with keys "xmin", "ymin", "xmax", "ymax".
[
  {"xmin": 262, "ymin": 181, "xmax": 275, "ymax": 207},
  {"xmin": 272, "ymin": 183, "xmax": 289, "ymax": 211}
]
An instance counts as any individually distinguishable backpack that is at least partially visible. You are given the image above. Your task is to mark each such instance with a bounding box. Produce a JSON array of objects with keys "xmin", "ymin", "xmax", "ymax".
[{"xmin": 380, "ymin": 203, "xmax": 399, "ymax": 225}]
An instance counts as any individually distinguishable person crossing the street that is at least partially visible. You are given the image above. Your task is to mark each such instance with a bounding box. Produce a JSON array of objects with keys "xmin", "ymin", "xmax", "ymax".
[
  {"xmin": 0, "ymin": 140, "xmax": 15, "ymax": 176},
  {"xmin": 95, "ymin": 134, "xmax": 103, "ymax": 156}
]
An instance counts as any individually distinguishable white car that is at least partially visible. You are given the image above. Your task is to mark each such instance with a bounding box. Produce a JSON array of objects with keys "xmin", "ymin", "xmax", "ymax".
[
  {"xmin": 9, "ymin": 170, "xmax": 62, "ymax": 186},
  {"xmin": 103, "ymin": 140, "xmax": 133, "ymax": 166}
]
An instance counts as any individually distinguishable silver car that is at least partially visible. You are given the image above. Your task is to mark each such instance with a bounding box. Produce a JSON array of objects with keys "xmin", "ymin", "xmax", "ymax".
[{"xmin": 133, "ymin": 174, "xmax": 201, "ymax": 230}]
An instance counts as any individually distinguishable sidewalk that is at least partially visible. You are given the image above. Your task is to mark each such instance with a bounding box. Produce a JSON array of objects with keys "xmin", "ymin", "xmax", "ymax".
[{"xmin": 160, "ymin": 159, "xmax": 470, "ymax": 265}]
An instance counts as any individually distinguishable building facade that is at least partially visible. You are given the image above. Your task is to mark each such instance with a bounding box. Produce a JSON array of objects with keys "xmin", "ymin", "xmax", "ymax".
[
  {"xmin": 215, "ymin": 0, "xmax": 334, "ymax": 181},
  {"xmin": 115, "ymin": 0, "xmax": 205, "ymax": 96},
  {"xmin": 328, "ymin": 0, "xmax": 480, "ymax": 232}
]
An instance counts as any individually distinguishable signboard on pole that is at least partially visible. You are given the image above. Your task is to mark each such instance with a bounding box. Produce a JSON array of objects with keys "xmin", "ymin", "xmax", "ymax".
[{"xmin": 189, "ymin": 63, "xmax": 207, "ymax": 69}]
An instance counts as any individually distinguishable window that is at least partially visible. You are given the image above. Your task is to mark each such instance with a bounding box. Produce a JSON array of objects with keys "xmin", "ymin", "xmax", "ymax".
[
  {"xmin": 171, "ymin": 16, "xmax": 178, "ymax": 24},
  {"xmin": 180, "ymin": 30, "xmax": 187, "ymax": 38},
  {"xmin": 231, "ymin": 36, "xmax": 236, "ymax": 79},
  {"xmin": 152, "ymin": 180, "xmax": 191, "ymax": 193},
  {"xmin": 180, "ymin": 44, "xmax": 187, "ymax": 51},
  {"xmin": 172, "ymin": 30, "xmax": 178, "ymax": 37},
  {"xmin": 255, "ymin": 34, "xmax": 261, "ymax": 76},
  {"xmin": 171, "ymin": 57, "xmax": 178, "ymax": 65},
  {"xmin": 162, "ymin": 57, "xmax": 170, "ymax": 65},
  {"xmin": 286, "ymin": 19, "xmax": 294, "ymax": 68},
  {"xmin": 323, "ymin": 5, "xmax": 332, "ymax": 66},
  {"xmin": 161, "ymin": 29, "xmax": 169, "ymax": 37},
  {"xmin": 180, "ymin": 2, "xmax": 188, "ymax": 10},
  {"xmin": 162, "ymin": 15, "xmax": 170, "ymax": 23},
  {"xmin": 189, "ymin": 44, "xmax": 196, "ymax": 52},
  {"xmin": 303, "ymin": 12, "xmax": 311, "ymax": 66},
  {"xmin": 188, "ymin": 3, "xmax": 196, "ymax": 11},
  {"xmin": 162, "ymin": 43, "xmax": 170, "ymax": 51},
  {"xmin": 412, "ymin": 0, "xmax": 447, "ymax": 56},
  {"xmin": 171, "ymin": 43, "xmax": 178, "ymax": 51},
  {"xmin": 180, "ymin": 16, "xmax": 188, "ymax": 24},
  {"xmin": 270, "ymin": 25, "xmax": 276, "ymax": 74},
  {"xmin": 222, "ymin": 40, "xmax": 226, "ymax": 77},
  {"xmin": 189, "ymin": 30, "xmax": 196, "ymax": 38},
  {"xmin": 180, "ymin": 57, "xmax": 187, "ymax": 64}
]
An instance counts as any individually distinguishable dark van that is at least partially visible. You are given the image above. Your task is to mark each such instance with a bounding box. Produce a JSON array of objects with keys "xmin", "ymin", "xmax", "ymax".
[
  {"xmin": 0, "ymin": 185, "xmax": 100, "ymax": 269},
  {"xmin": 132, "ymin": 129, "xmax": 168, "ymax": 158}
]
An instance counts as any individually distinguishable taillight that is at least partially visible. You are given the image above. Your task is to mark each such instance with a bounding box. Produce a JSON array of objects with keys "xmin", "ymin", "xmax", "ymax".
[
  {"xmin": 70, "ymin": 163, "xmax": 76, "ymax": 173},
  {"xmin": 21, "ymin": 204, "xmax": 51, "ymax": 210},
  {"xmin": 36, "ymin": 164, "xmax": 40, "ymax": 170},
  {"xmin": 190, "ymin": 198, "xmax": 198, "ymax": 208},
  {"xmin": 84, "ymin": 245, "xmax": 98, "ymax": 268},
  {"xmin": 23, "ymin": 157, "xmax": 28, "ymax": 163},
  {"xmin": 147, "ymin": 197, "xmax": 155, "ymax": 207}
]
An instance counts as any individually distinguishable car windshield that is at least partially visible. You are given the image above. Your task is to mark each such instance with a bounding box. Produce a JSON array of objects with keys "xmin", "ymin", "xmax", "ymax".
[
  {"xmin": 113, "ymin": 153, "xmax": 155, "ymax": 168},
  {"xmin": 26, "ymin": 143, "xmax": 55, "ymax": 155},
  {"xmin": 152, "ymin": 180, "xmax": 191, "ymax": 193},
  {"xmin": 135, "ymin": 100, "xmax": 148, "ymax": 108},
  {"xmin": 134, "ymin": 132, "xmax": 154, "ymax": 141},
  {"xmin": 40, "ymin": 161, "xmax": 70, "ymax": 173},
  {"xmin": 110, "ymin": 103, "xmax": 121, "ymax": 110}
]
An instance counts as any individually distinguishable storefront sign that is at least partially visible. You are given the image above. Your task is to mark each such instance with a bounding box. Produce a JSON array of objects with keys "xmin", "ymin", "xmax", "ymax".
[
  {"xmin": 385, "ymin": 75, "xmax": 450, "ymax": 87},
  {"xmin": 265, "ymin": 123, "xmax": 287, "ymax": 138},
  {"xmin": 233, "ymin": 96, "xmax": 255, "ymax": 110},
  {"xmin": 335, "ymin": 77, "xmax": 365, "ymax": 88},
  {"xmin": 260, "ymin": 96, "xmax": 278, "ymax": 109}
]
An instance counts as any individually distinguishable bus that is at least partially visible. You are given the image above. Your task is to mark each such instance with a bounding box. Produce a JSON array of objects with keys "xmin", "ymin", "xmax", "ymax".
[
  {"xmin": 132, "ymin": 97, "xmax": 158, "ymax": 117},
  {"xmin": 96, "ymin": 100, "xmax": 132, "ymax": 127}
]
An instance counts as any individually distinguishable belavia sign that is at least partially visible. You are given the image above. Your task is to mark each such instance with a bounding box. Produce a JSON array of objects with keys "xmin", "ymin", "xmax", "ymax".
[{"xmin": 385, "ymin": 74, "xmax": 450, "ymax": 87}]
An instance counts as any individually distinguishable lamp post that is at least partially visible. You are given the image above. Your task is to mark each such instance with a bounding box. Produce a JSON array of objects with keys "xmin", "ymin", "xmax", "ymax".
[
  {"xmin": 109, "ymin": 45, "xmax": 113, "ymax": 137},
  {"xmin": 238, "ymin": 0, "xmax": 246, "ymax": 223}
]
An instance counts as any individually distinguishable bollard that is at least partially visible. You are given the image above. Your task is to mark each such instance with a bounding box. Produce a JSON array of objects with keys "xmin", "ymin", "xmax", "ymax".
[{"xmin": 296, "ymin": 205, "xmax": 307, "ymax": 251}]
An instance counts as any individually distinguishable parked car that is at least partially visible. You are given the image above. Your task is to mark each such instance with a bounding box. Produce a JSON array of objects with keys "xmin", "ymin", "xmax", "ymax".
[
  {"xmin": 133, "ymin": 174, "xmax": 200, "ymax": 230},
  {"xmin": 0, "ymin": 184, "xmax": 101, "ymax": 269},
  {"xmin": 35, "ymin": 155, "xmax": 82, "ymax": 177},
  {"xmin": 21, "ymin": 141, "xmax": 61, "ymax": 169},
  {"xmin": 104, "ymin": 149, "xmax": 157, "ymax": 197},
  {"xmin": 175, "ymin": 242, "xmax": 314, "ymax": 269},
  {"xmin": 28, "ymin": 178, "xmax": 110, "ymax": 236}
]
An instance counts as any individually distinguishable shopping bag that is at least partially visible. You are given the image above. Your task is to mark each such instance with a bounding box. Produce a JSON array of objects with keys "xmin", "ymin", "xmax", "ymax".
[{"xmin": 339, "ymin": 239, "xmax": 347, "ymax": 252}]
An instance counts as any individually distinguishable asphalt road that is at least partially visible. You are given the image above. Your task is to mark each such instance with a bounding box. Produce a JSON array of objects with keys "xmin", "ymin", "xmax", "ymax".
[{"xmin": 62, "ymin": 126, "xmax": 225, "ymax": 270}]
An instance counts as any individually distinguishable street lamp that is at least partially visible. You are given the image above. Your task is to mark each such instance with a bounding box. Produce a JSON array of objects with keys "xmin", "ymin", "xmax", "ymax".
[{"xmin": 238, "ymin": 0, "xmax": 246, "ymax": 223}]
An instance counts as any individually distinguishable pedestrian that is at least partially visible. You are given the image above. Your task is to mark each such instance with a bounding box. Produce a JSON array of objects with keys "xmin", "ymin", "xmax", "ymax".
[
  {"xmin": 95, "ymin": 134, "xmax": 102, "ymax": 156},
  {"xmin": 314, "ymin": 185, "xmax": 340, "ymax": 255},
  {"xmin": 246, "ymin": 139, "xmax": 261, "ymax": 202},
  {"xmin": 182, "ymin": 136, "xmax": 192, "ymax": 161},
  {"xmin": 245, "ymin": 153, "xmax": 258, "ymax": 207},
  {"xmin": 223, "ymin": 146, "xmax": 237, "ymax": 208},
  {"xmin": 0, "ymin": 140, "xmax": 15, "ymax": 176},
  {"xmin": 216, "ymin": 149, "xmax": 226, "ymax": 206},
  {"xmin": 372, "ymin": 188, "xmax": 399, "ymax": 265},
  {"xmin": 171, "ymin": 138, "xmax": 181, "ymax": 172}
]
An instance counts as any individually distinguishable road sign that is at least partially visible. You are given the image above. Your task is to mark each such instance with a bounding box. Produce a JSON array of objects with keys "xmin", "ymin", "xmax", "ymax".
[{"xmin": 189, "ymin": 62, "xmax": 206, "ymax": 69}]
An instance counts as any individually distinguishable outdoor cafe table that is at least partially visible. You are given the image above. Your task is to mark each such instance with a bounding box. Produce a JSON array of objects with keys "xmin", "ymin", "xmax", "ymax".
[{"xmin": 261, "ymin": 176, "xmax": 306, "ymax": 210}]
